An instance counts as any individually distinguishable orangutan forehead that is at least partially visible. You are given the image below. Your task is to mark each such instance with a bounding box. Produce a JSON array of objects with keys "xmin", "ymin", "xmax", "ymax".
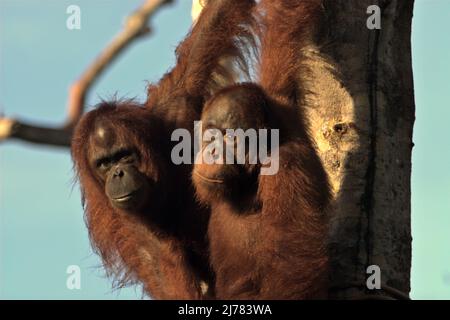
[
  {"xmin": 91, "ymin": 120, "xmax": 117, "ymax": 149},
  {"xmin": 204, "ymin": 93, "xmax": 265, "ymax": 129},
  {"xmin": 87, "ymin": 120, "xmax": 125, "ymax": 162}
]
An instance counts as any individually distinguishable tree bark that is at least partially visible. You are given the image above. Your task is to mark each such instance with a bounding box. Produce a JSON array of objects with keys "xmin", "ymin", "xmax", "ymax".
[{"xmin": 303, "ymin": 0, "xmax": 414, "ymax": 299}]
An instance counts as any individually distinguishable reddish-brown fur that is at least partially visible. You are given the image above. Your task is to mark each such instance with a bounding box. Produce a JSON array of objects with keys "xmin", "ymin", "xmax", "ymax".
[
  {"xmin": 71, "ymin": 0, "xmax": 258, "ymax": 299},
  {"xmin": 192, "ymin": 0, "xmax": 330, "ymax": 299},
  {"xmin": 72, "ymin": 103, "xmax": 209, "ymax": 299}
]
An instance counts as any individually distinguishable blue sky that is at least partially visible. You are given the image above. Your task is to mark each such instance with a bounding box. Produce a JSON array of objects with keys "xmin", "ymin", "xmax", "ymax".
[{"xmin": 0, "ymin": 0, "xmax": 449, "ymax": 299}]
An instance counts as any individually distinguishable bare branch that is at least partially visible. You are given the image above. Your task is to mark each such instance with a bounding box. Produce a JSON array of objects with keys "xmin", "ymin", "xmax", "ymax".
[
  {"xmin": 66, "ymin": 0, "xmax": 174, "ymax": 127},
  {"xmin": 0, "ymin": 118, "xmax": 72, "ymax": 147},
  {"xmin": 0, "ymin": 0, "xmax": 174, "ymax": 148}
]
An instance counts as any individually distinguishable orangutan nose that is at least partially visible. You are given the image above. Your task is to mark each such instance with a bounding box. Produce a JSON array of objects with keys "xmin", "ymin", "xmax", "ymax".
[{"xmin": 113, "ymin": 167, "xmax": 125, "ymax": 178}]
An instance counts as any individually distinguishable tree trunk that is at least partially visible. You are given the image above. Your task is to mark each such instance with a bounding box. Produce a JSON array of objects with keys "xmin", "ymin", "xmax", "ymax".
[{"xmin": 303, "ymin": 0, "xmax": 414, "ymax": 299}]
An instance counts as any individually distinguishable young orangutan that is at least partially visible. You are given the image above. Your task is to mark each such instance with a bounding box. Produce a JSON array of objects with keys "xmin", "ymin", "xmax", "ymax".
[{"xmin": 192, "ymin": 0, "xmax": 330, "ymax": 299}]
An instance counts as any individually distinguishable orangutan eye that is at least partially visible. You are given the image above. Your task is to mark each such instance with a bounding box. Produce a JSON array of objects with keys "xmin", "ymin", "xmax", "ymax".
[
  {"xmin": 119, "ymin": 151, "xmax": 132, "ymax": 161},
  {"xmin": 97, "ymin": 160, "xmax": 111, "ymax": 171}
]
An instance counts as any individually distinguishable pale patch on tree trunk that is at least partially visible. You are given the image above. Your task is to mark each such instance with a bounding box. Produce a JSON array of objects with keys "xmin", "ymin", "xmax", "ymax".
[{"xmin": 303, "ymin": 0, "xmax": 414, "ymax": 298}]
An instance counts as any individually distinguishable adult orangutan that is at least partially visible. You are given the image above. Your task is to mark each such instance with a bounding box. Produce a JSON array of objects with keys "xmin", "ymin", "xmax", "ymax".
[{"xmin": 72, "ymin": 0, "xmax": 257, "ymax": 299}]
